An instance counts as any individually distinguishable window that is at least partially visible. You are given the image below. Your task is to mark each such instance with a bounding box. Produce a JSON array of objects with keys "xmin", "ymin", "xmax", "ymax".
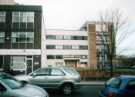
[
  {"xmin": 12, "ymin": 12, "xmax": 34, "ymax": 23},
  {"xmin": 82, "ymin": 36, "xmax": 87, "ymax": 40},
  {"xmin": 34, "ymin": 68, "xmax": 50, "ymax": 75},
  {"xmin": 3, "ymin": 79, "xmax": 22, "ymax": 89},
  {"xmin": 79, "ymin": 45, "xmax": 88, "ymax": 50},
  {"xmin": 81, "ymin": 62, "xmax": 88, "ymax": 65},
  {"xmin": 63, "ymin": 45, "xmax": 72, "ymax": 50},
  {"xmin": 0, "ymin": 32, "xmax": 5, "ymax": 43},
  {"xmin": 106, "ymin": 78, "xmax": 121, "ymax": 88},
  {"xmin": 71, "ymin": 36, "xmax": 87, "ymax": 40},
  {"xmin": 56, "ymin": 45, "xmax": 63, "ymax": 49},
  {"xmin": 11, "ymin": 32, "xmax": 34, "ymax": 48},
  {"xmin": 10, "ymin": 56, "xmax": 26, "ymax": 71},
  {"xmin": 126, "ymin": 80, "xmax": 135, "ymax": 90},
  {"xmin": 56, "ymin": 55, "xmax": 63, "ymax": 59},
  {"xmin": 0, "ymin": 12, "xmax": 6, "ymax": 22},
  {"xmin": 46, "ymin": 45, "xmax": 55, "ymax": 49},
  {"xmin": 46, "ymin": 35, "xmax": 56, "ymax": 40},
  {"xmin": 72, "ymin": 45, "xmax": 79, "ymax": 50},
  {"xmin": 12, "ymin": 12, "xmax": 34, "ymax": 29},
  {"xmin": 47, "ymin": 55, "xmax": 55, "ymax": 59},
  {"xmin": 56, "ymin": 35, "xmax": 63, "ymax": 40},
  {"xmin": 0, "ymin": 83, "xmax": 6, "ymax": 91},
  {"xmin": 0, "ymin": 56, "xmax": 4, "ymax": 69},
  {"xmin": 51, "ymin": 69, "xmax": 64, "ymax": 76},
  {"xmin": 72, "ymin": 36, "xmax": 81, "ymax": 40},
  {"xmin": 63, "ymin": 36, "xmax": 71, "ymax": 40},
  {"xmin": 81, "ymin": 55, "xmax": 88, "ymax": 59}
]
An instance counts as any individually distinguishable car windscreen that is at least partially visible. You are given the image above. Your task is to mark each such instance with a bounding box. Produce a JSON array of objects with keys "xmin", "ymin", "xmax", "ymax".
[
  {"xmin": 2, "ymin": 78, "xmax": 23, "ymax": 89},
  {"xmin": 106, "ymin": 77, "xmax": 121, "ymax": 88}
]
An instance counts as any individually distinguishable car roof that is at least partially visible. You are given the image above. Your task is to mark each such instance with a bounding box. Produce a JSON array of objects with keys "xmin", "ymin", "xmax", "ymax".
[
  {"xmin": 118, "ymin": 75, "xmax": 135, "ymax": 80},
  {"xmin": 41, "ymin": 67, "xmax": 73, "ymax": 69}
]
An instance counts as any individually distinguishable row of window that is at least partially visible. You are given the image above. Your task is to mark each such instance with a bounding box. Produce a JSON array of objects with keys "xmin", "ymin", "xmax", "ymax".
[
  {"xmin": 46, "ymin": 35, "xmax": 87, "ymax": 40},
  {"xmin": 0, "ymin": 12, "xmax": 34, "ymax": 23},
  {"xmin": 0, "ymin": 32, "xmax": 34, "ymax": 48},
  {"xmin": 46, "ymin": 45, "xmax": 88, "ymax": 50},
  {"xmin": 47, "ymin": 55, "xmax": 88, "ymax": 59}
]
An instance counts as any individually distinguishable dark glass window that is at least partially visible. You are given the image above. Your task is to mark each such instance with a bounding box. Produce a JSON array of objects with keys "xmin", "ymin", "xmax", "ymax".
[
  {"xmin": 106, "ymin": 78, "xmax": 121, "ymax": 88},
  {"xmin": 46, "ymin": 45, "xmax": 55, "ymax": 49},
  {"xmin": 56, "ymin": 55, "xmax": 63, "ymax": 59},
  {"xmin": 0, "ymin": 56, "xmax": 4, "ymax": 68},
  {"xmin": 63, "ymin": 45, "xmax": 72, "ymax": 49},
  {"xmin": 0, "ymin": 12, "xmax": 6, "ymax": 22},
  {"xmin": 46, "ymin": 35, "xmax": 56, "ymax": 40},
  {"xmin": 11, "ymin": 32, "xmax": 34, "ymax": 49},
  {"xmin": 12, "ymin": 12, "xmax": 34, "ymax": 29},
  {"xmin": 79, "ymin": 45, "xmax": 88, "ymax": 50},
  {"xmin": 0, "ymin": 32, "xmax": 5, "ymax": 43},
  {"xmin": 126, "ymin": 80, "xmax": 135, "ymax": 90},
  {"xmin": 47, "ymin": 55, "xmax": 55, "ymax": 59}
]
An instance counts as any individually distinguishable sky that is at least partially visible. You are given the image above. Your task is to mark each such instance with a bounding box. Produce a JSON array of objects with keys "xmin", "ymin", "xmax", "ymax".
[{"xmin": 15, "ymin": 0, "xmax": 135, "ymax": 56}]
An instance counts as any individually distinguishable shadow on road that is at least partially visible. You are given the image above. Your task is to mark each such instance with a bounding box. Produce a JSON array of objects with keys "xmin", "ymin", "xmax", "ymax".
[{"xmin": 47, "ymin": 85, "xmax": 103, "ymax": 97}]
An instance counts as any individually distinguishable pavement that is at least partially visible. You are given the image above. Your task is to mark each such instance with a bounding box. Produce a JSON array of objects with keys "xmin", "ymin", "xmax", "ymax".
[{"xmin": 80, "ymin": 81, "xmax": 105, "ymax": 86}]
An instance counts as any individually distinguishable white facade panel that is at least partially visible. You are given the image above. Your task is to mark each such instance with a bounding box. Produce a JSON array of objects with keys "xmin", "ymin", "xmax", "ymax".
[
  {"xmin": 46, "ymin": 40, "xmax": 88, "ymax": 45},
  {"xmin": 46, "ymin": 30, "xmax": 87, "ymax": 36},
  {"xmin": 0, "ymin": 49, "xmax": 41, "ymax": 55},
  {"xmin": 46, "ymin": 50, "xmax": 88, "ymax": 55}
]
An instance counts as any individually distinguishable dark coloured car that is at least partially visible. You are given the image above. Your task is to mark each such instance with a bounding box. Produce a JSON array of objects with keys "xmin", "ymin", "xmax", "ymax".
[{"xmin": 99, "ymin": 75, "xmax": 135, "ymax": 97}]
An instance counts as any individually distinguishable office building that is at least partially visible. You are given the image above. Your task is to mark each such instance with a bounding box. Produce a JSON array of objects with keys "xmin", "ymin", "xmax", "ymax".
[
  {"xmin": 0, "ymin": 5, "xmax": 42, "ymax": 74},
  {"xmin": 45, "ymin": 29, "xmax": 88, "ymax": 68}
]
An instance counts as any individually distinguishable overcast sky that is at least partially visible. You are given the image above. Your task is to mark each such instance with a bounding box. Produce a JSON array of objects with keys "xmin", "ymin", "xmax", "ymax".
[{"xmin": 15, "ymin": 0, "xmax": 135, "ymax": 55}]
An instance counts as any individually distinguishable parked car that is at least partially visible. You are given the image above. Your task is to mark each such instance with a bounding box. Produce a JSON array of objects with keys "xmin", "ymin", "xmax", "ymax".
[
  {"xmin": 15, "ymin": 67, "xmax": 81, "ymax": 95},
  {"xmin": 99, "ymin": 75, "xmax": 135, "ymax": 97},
  {"xmin": 0, "ymin": 72, "xmax": 49, "ymax": 97}
]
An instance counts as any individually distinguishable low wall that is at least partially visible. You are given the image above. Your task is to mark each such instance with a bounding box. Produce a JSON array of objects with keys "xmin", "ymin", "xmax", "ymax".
[{"xmin": 77, "ymin": 69, "xmax": 135, "ymax": 80}]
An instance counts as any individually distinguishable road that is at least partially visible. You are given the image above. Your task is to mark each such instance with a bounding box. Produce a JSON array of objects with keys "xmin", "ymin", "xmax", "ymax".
[{"xmin": 48, "ymin": 85, "xmax": 103, "ymax": 97}]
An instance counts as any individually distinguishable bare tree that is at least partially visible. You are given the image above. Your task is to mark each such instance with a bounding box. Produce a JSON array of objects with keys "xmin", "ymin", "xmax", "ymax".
[{"xmin": 98, "ymin": 9, "xmax": 129, "ymax": 77}]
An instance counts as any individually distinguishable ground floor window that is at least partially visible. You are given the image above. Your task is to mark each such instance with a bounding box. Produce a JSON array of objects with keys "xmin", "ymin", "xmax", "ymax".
[
  {"xmin": 10, "ymin": 56, "xmax": 26, "ymax": 71},
  {"xmin": 0, "ymin": 56, "xmax": 4, "ymax": 70},
  {"xmin": 65, "ymin": 60, "xmax": 79, "ymax": 68},
  {"xmin": 10, "ymin": 55, "xmax": 40, "ymax": 74}
]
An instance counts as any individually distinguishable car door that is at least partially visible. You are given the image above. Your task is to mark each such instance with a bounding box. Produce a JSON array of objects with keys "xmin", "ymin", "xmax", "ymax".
[
  {"xmin": 125, "ymin": 80, "xmax": 135, "ymax": 97},
  {"xmin": 29, "ymin": 68, "xmax": 50, "ymax": 88},
  {"xmin": 46, "ymin": 68, "xmax": 65, "ymax": 88}
]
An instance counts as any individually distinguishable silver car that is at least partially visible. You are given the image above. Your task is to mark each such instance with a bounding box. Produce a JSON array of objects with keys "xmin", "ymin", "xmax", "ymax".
[
  {"xmin": 15, "ymin": 67, "xmax": 81, "ymax": 95},
  {"xmin": 0, "ymin": 73, "xmax": 49, "ymax": 97}
]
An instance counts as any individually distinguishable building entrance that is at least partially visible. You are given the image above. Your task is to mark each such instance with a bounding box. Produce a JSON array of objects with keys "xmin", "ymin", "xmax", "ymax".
[{"xmin": 64, "ymin": 59, "xmax": 79, "ymax": 68}]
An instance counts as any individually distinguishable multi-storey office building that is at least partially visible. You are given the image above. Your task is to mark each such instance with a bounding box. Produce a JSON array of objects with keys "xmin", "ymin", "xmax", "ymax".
[
  {"xmin": 0, "ymin": 5, "xmax": 42, "ymax": 74},
  {"xmin": 45, "ymin": 29, "xmax": 88, "ymax": 68}
]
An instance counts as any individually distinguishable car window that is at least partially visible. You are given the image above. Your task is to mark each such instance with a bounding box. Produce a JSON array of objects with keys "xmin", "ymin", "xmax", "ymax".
[
  {"xmin": 0, "ymin": 83, "xmax": 6, "ymax": 91},
  {"xmin": 64, "ymin": 68, "xmax": 79, "ymax": 76},
  {"xmin": 51, "ymin": 69, "xmax": 64, "ymax": 76},
  {"xmin": 126, "ymin": 80, "xmax": 135, "ymax": 90},
  {"xmin": 34, "ymin": 68, "xmax": 50, "ymax": 76},
  {"xmin": 106, "ymin": 77, "xmax": 121, "ymax": 88},
  {"xmin": 2, "ymin": 78, "xmax": 22, "ymax": 89}
]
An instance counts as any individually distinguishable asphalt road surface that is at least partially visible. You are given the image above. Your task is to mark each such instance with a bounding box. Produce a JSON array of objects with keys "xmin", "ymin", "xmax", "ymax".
[{"xmin": 48, "ymin": 85, "xmax": 103, "ymax": 97}]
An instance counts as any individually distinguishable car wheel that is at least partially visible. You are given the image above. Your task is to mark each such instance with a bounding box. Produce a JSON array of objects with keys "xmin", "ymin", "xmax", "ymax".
[{"xmin": 62, "ymin": 84, "xmax": 73, "ymax": 95}]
